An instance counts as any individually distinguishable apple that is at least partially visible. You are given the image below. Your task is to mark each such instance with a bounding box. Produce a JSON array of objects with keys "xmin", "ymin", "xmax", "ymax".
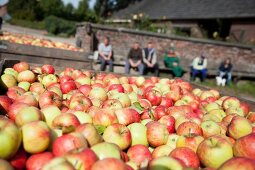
[
  {"xmin": 52, "ymin": 132, "xmax": 88, "ymax": 156},
  {"xmin": 148, "ymin": 156, "xmax": 184, "ymax": 170},
  {"xmin": 204, "ymin": 102, "xmax": 221, "ymax": 112},
  {"xmin": 47, "ymin": 86, "xmax": 62, "ymax": 98},
  {"xmin": 102, "ymin": 99, "xmax": 123, "ymax": 110},
  {"xmin": 17, "ymin": 70, "xmax": 35, "ymax": 83},
  {"xmin": 233, "ymin": 133, "xmax": 255, "ymax": 159},
  {"xmin": 31, "ymin": 66, "xmax": 42, "ymax": 74},
  {"xmin": 159, "ymin": 115, "xmax": 175, "ymax": 134},
  {"xmin": 60, "ymin": 81, "xmax": 77, "ymax": 94},
  {"xmin": 103, "ymin": 123, "xmax": 131, "ymax": 150},
  {"xmin": 108, "ymin": 84, "xmax": 125, "ymax": 93},
  {"xmin": 52, "ymin": 113, "xmax": 80, "ymax": 131},
  {"xmin": 26, "ymin": 152, "xmax": 54, "ymax": 170},
  {"xmin": 70, "ymin": 111, "xmax": 92, "ymax": 124},
  {"xmin": 176, "ymin": 134, "xmax": 204, "ymax": 152},
  {"xmin": 18, "ymin": 81, "xmax": 30, "ymax": 91},
  {"xmin": 160, "ymin": 97, "xmax": 173, "ymax": 107},
  {"xmin": 15, "ymin": 106, "xmax": 43, "ymax": 127},
  {"xmin": 0, "ymin": 116, "xmax": 21, "ymax": 160},
  {"xmin": 65, "ymin": 148, "xmax": 98, "ymax": 170},
  {"xmin": 42, "ymin": 74, "xmax": 58, "ymax": 88},
  {"xmin": 41, "ymin": 157, "xmax": 75, "ymax": 170},
  {"xmin": 89, "ymin": 87, "xmax": 108, "ymax": 101},
  {"xmin": 152, "ymin": 145, "xmax": 174, "ymax": 158},
  {"xmin": 197, "ymin": 136, "xmax": 233, "ymax": 169},
  {"xmin": 8, "ymin": 103, "xmax": 29, "ymax": 121},
  {"xmin": 240, "ymin": 102, "xmax": 250, "ymax": 116},
  {"xmin": 15, "ymin": 93, "xmax": 38, "ymax": 107},
  {"xmin": 60, "ymin": 75, "xmax": 73, "ymax": 84},
  {"xmin": 128, "ymin": 123, "xmax": 148, "ymax": 146},
  {"xmin": 39, "ymin": 91, "xmax": 62, "ymax": 109},
  {"xmin": 146, "ymin": 121, "xmax": 169, "ymax": 147},
  {"xmin": 176, "ymin": 121, "xmax": 203, "ymax": 136},
  {"xmin": 76, "ymin": 123, "xmax": 103, "ymax": 146},
  {"xmin": 144, "ymin": 89, "xmax": 162, "ymax": 106},
  {"xmin": 228, "ymin": 116, "xmax": 252, "ymax": 139},
  {"xmin": 0, "ymin": 74, "xmax": 17, "ymax": 89},
  {"xmin": 166, "ymin": 134, "xmax": 180, "ymax": 148},
  {"xmin": 153, "ymin": 105, "xmax": 168, "ymax": 120},
  {"xmin": 75, "ymin": 75, "xmax": 91, "ymax": 86},
  {"xmin": 0, "ymin": 159, "xmax": 15, "ymax": 170},
  {"xmin": 42, "ymin": 64, "xmax": 55, "ymax": 74},
  {"xmin": 9, "ymin": 148, "xmax": 27, "ymax": 170},
  {"xmin": 247, "ymin": 112, "xmax": 255, "ymax": 123},
  {"xmin": 218, "ymin": 157, "xmax": 255, "ymax": 170},
  {"xmin": 170, "ymin": 147, "xmax": 200, "ymax": 169},
  {"xmin": 200, "ymin": 91, "xmax": 214, "ymax": 101},
  {"xmin": 91, "ymin": 142, "xmax": 121, "ymax": 160},
  {"xmin": 30, "ymin": 82, "xmax": 45, "ymax": 95},
  {"xmin": 93, "ymin": 108, "xmax": 118, "ymax": 127},
  {"xmin": 201, "ymin": 120, "xmax": 221, "ymax": 138},
  {"xmin": 91, "ymin": 158, "xmax": 128, "ymax": 170},
  {"xmin": 203, "ymin": 109, "xmax": 226, "ymax": 122},
  {"xmin": 4, "ymin": 68, "xmax": 18, "ymax": 79},
  {"xmin": 109, "ymin": 93, "xmax": 131, "ymax": 108},
  {"xmin": 6, "ymin": 86, "xmax": 25, "ymax": 100},
  {"xmin": 222, "ymin": 97, "xmax": 240, "ymax": 110},
  {"xmin": 127, "ymin": 144, "xmax": 152, "ymax": 167},
  {"xmin": 69, "ymin": 96, "xmax": 92, "ymax": 112},
  {"xmin": 41, "ymin": 105, "xmax": 61, "ymax": 128},
  {"xmin": 13, "ymin": 62, "xmax": 29, "ymax": 72},
  {"xmin": 22, "ymin": 121, "xmax": 51, "ymax": 154},
  {"xmin": 115, "ymin": 108, "xmax": 140, "ymax": 126},
  {"xmin": 78, "ymin": 84, "xmax": 92, "ymax": 96},
  {"xmin": 0, "ymin": 95, "xmax": 12, "ymax": 114}
]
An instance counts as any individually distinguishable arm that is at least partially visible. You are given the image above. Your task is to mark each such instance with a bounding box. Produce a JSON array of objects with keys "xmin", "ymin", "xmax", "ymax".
[
  {"xmin": 142, "ymin": 50, "xmax": 150, "ymax": 65},
  {"xmin": 203, "ymin": 59, "xmax": 207, "ymax": 68},
  {"xmin": 98, "ymin": 44, "xmax": 107, "ymax": 59},
  {"xmin": 106, "ymin": 45, "xmax": 113, "ymax": 59},
  {"xmin": 151, "ymin": 51, "xmax": 157, "ymax": 66}
]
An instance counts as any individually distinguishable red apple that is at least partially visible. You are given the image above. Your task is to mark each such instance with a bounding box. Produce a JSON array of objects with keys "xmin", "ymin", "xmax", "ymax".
[
  {"xmin": 160, "ymin": 97, "xmax": 173, "ymax": 108},
  {"xmin": 91, "ymin": 158, "xmax": 128, "ymax": 170},
  {"xmin": 78, "ymin": 84, "xmax": 92, "ymax": 96},
  {"xmin": 233, "ymin": 133, "xmax": 255, "ymax": 159},
  {"xmin": 69, "ymin": 96, "xmax": 92, "ymax": 112},
  {"xmin": 159, "ymin": 115, "xmax": 175, "ymax": 134},
  {"xmin": 10, "ymin": 148, "xmax": 27, "ymax": 170},
  {"xmin": 42, "ymin": 64, "xmax": 55, "ymax": 74},
  {"xmin": 148, "ymin": 156, "xmax": 184, "ymax": 170},
  {"xmin": 127, "ymin": 144, "xmax": 152, "ymax": 167},
  {"xmin": 26, "ymin": 152, "xmax": 54, "ymax": 170},
  {"xmin": 222, "ymin": 97, "xmax": 240, "ymax": 110},
  {"xmin": 108, "ymin": 84, "xmax": 124, "ymax": 93},
  {"xmin": 102, "ymin": 99, "xmax": 123, "ymax": 110},
  {"xmin": 176, "ymin": 121, "xmax": 203, "ymax": 136},
  {"xmin": 30, "ymin": 82, "xmax": 45, "ymax": 95},
  {"xmin": 13, "ymin": 62, "xmax": 30, "ymax": 72},
  {"xmin": 60, "ymin": 75, "xmax": 73, "ymax": 84},
  {"xmin": 17, "ymin": 70, "xmax": 36, "ymax": 83},
  {"xmin": 8, "ymin": 102, "xmax": 29, "ymax": 121},
  {"xmin": 60, "ymin": 81, "xmax": 77, "ymax": 94},
  {"xmin": 15, "ymin": 106, "xmax": 43, "ymax": 127},
  {"xmin": 115, "ymin": 108, "xmax": 140, "ymax": 126},
  {"xmin": 52, "ymin": 113, "xmax": 80, "ymax": 131},
  {"xmin": 153, "ymin": 105, "xmax": 168, "ymax": 120},
  {"xmin": 15, "ymin": 94, "xmax": 38, "ymax": 107},
  {"xmin": 52, "ymin": 132, "xmax": 88, "ymax": 156},
  {"xmin": 176, "ymin": 134, "xmax": 204, "ymax": 153},
  {"xmin": 146, "ymin": 121, "xmax": 169, "ymax": 147},
  {"xmin": 0, "ymin": 95, "xmax": 13, "ymax": 114},
  {"xmin": 144, "ymin": 89, "xmax": 162, "ymax": 106},
  {"xmin": 240, "ymin": 102, "xmax": 250, "ymax": 117},
  {"xmin": 7, "ymin": 86, "xmax": 25, "ymax": 100},
  {"xmin": 169, "ymin": 147, "xmax": 200, "ymax": 169},
  {"xmin": 93, "ymin": 108, "xmax": 118, "ymax": 127},
  {"xmin": 218, "ymin": 157, "xmax": 255, "ymax": 170},
  {"xmin": 39, "ymin": 91, "xmax": 62, "ymax": 109}
]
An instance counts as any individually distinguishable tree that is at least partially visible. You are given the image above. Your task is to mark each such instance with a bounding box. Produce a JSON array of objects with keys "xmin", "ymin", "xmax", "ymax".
[
  {"xmin": 38, "ymin": 0, "xmax": 64, "ymax": 18},
  {"xmin": 75, "ymin": 0, "xmax": 89, "ymax": 20}
]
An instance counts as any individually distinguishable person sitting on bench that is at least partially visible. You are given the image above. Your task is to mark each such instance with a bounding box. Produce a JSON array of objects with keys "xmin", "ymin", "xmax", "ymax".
[
  {"xmin": 191, "ymin": 54, "xmax": 208, "ymax": 82},
  {"xmin": 125, "ymin": 42, "xmax": 144, "ymax": 75},
  {"xmin": 98, "ymin": 36, "xmax": 113, "ymax": 72},
  {"xmin": 163, "ymin": 47, "xmax": 183, "ymax": 77},
  {"xmin": 218, "ymin": 58, "xmax": 232, "ymax": 85},
  {"xmin": 0, "ymin": 0, "xmax": 9, "ymax": 35},
  {"xmin": 143, "ymin": 42, "xmax": 159, "ymax": 77}
]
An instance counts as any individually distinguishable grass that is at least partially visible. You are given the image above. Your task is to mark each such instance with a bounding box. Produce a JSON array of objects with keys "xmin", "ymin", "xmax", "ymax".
[
  {"xmin": 201, "ymin": 80, "xmax": 255, "ymax": 99},
  {"xmin": 8, "ymin": 19, "xmax": 45, "ymax": 30}
]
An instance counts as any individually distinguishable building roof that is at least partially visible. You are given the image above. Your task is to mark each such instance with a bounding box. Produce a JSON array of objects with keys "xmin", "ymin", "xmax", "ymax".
[{"xmin": 112, "ymin": 0, "xmax": 255, "ymax": 20}]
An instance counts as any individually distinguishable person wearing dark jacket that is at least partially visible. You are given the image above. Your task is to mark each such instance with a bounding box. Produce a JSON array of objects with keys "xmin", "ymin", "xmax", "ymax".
[
  {"xmin": 125, "ymin": 42, "xmax": 145, "ymax": 75},
  {"xmin": 0, "ymin": 0, "xmax": 9, "ymax": 34},
  {"xmin": 143, "ymin": 42, "xmax": 159, "ymax": 77},
  {"xmin": 218, "ymin": 58, "xmax": 232, "ymax": 84}
]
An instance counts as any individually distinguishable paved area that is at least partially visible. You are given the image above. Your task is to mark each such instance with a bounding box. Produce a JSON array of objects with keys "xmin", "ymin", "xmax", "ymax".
[{"xmin": 2, "ymin": 23, "xmax": 76, "ymax": 45}]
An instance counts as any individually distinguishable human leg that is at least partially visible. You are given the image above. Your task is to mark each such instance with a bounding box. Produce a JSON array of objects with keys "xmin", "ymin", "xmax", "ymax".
[
  {"xmin": 107, "ymin": 59, "xmax": 114, "ymax": 72},
  {"xmin": 125, "ymin": 60, "xmax": 131, "ymax": 74},
  {"xmin": 153, "ymin": 63, "xmax": 160, "ymax": 77},
  {"xmin": 99, "ymin": 56, "xmax": 107, "ymax": 71},
  {"xmin": 138, "ymin": 63, "xmax": 145, "ymax": 75},
  {"xmin": 200, "ymin": 69, "xmax": 207, "ymax": 82}
]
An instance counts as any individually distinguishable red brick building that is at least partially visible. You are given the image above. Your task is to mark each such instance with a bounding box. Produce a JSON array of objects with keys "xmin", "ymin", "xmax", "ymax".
[{"xmin": 112, "ymin": 0, "xmax": 255, "ymax": 44}]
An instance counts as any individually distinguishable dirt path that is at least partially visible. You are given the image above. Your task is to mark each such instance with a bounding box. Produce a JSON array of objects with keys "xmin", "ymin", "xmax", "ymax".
[{"xmin": 2, "ymin": 23, "xmax": 76, "ymax": 45}]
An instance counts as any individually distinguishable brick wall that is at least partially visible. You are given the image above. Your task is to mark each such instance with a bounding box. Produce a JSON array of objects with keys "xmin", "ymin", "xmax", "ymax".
[{"xmin": 76, "ymin": 23, "xmax": 255, "ymax": 72}]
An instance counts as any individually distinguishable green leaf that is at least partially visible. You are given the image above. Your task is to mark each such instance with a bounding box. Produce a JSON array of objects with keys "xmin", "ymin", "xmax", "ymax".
[
  {"xmin": 133, "ymin": 102, "xmax": 144, "ymax": 111},
  {"xmin": 95, "ymin": 125, "xmax": 106, "ymax": 135}
]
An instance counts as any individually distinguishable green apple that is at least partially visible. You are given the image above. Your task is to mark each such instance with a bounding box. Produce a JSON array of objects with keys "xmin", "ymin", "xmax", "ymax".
[
  {"xmin": 203, "ymin": 109, "xmax": 226, "ymax": 122},
  {"xmin": 22, "ymin": 121, "xmax": 51, "ymax": 154},
  {"xmin": 126, "ymin": 161, "xmax": 138, "ymax": 170},
  {"xmin": 152, "ymin": 145, "xmax": 174, "ymax": 158},
  {"xmin": 197, "ymin": 136, "xmax": 233, "ymax": 169},
  {"xmin": 72, "ymin": 111, "xmax": 92, "ymax": 124},
  {"xmin": 109, "ymin": 93, "xmax": 131, "ymax": 108},
  {"xmin": 148, "ymin": 156, "xmax": 184, "ymax": 170},
  {"xmin": 0, "ymin": 159, "xmax": 14, "ymax": 170},
  {"xmin": 205, "ymin": 102, "xmax": 221, "ymax": 112},
  {"xmin": 0, "ymin": 116, "xmax": 21, "ymax": 159},
  {"xmin": 18, "ymin": 81, "xmax": 31, "ymax": 91},
  {"xmin": 166, "ymin": 134, "xmax": 179, "ymax": 148},
  {"xmin": 225, "ymin": 107, "xmax": 244, "ymax": 116},
  {"xmin": 141, "ymin": 119, "xmax": 153, "ymax": 126},
  {"xmin": 91, "ymin": 142, "xmax": 121, "ymax": 160},
  {"xmin": 201, "ymin": 120, "xmax": 221, "ymax": 138},
  {"xmin": 128, "ymin": 123, "xmax": 148, "ymax": 146},
  {"xmin": 228, "ymin": 116, "xmax": 252, "ymax": 139},
  {"xmin": 0, "ymin": 74, "xmax": 17, "ymax": 89},
  {"xmin": 89, "ymin": 87, "xmax": 108, "ymax": 102},
  {"xmin": 128, "ymin": 91, "xmax": 138, "ymax": 103},
  {"xmin": 4, "ymin": 68, "xmax": 18, "ymax": 79},
  {"xmin": 176, "ymin": 134, "xmax": 204, "ymax": 152},
  {"xmin": 15, "ymin": 106, "xmax": 44, "ymax": 127},
  {"xmin": 42, "ymin": 74, "xmax": 58, "ymax": 87},
  {"xmin": 42, "ymin": 157, "xmax": 75, "ymax": 170},
  {"xmin": 41, "ymin": 105, "xmax": 61, "ymax": 128}
]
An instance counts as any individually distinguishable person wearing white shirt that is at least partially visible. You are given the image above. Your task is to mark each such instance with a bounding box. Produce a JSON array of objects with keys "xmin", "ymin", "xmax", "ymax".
[
  {"xmin": 98, "ymin": 36, "xmax": 113, "ymax": 72},
  {"xmin": 0, "ymin": 0, "xmax": 9, "ymax": 32},
  {"xmin": 191, "ymin": 55, "xmax": 208, "ymax": 82}
]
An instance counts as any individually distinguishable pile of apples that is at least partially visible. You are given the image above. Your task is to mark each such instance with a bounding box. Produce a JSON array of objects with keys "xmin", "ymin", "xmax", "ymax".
[
  {"xmin": 0, "ymin": 61, "xmax": 255, "ymax": 170},
  {"xmin": 0, "ymin": 32, "xmax": 82, "ymax": 51}
]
